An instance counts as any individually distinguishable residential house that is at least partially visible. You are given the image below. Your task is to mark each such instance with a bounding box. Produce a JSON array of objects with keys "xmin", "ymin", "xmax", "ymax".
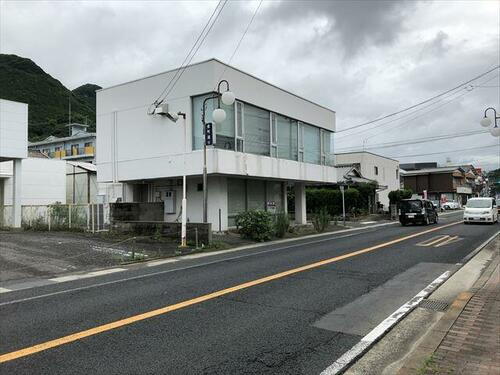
[
  {"xmin": 28, "ymin": 123, "xmax": 96, "ymax": 164},
  {"xmin": 401, "ymin": 166, "xmax": 476, "ymax": 205},
  {"xmin": 335, "ymin": 151, "xmax": 400, "ymax": 211}
]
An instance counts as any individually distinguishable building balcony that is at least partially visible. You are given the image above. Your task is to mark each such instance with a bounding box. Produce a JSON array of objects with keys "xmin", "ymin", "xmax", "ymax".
[{"xmin": 97, "ymin": 148, "xmax": 338, "ymax": 184}]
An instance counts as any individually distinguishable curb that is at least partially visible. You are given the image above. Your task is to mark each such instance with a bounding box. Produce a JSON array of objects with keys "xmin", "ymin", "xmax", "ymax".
[{"xmin": 321, "ymin": 229, "xmax": 499, "ymax": 375}]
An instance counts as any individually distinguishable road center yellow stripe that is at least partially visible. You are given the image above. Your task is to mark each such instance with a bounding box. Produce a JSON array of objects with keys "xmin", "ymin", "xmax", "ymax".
[{"xmin": 0, "ymin": 221, "xmax": 461, "ymax": 363}]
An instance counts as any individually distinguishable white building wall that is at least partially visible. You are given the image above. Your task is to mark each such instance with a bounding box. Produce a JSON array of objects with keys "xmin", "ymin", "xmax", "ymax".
[
  {"xmin": 97, "ymin": 59, "xmax": 336, "ymax": 184},
  {"xmin": 335, "ymin": 152, "xmax": 400, "ymax": 209},
  {"xmin": 0, "ymin": 99, "xmax": 28, "ymax": 160},
  {"xmin": 1, "ymin": 158, "xmax": 66, "ymax": 205},
  {"xmin": 150, "ymin": 176, "xmax": 228, "ymax": 231}
]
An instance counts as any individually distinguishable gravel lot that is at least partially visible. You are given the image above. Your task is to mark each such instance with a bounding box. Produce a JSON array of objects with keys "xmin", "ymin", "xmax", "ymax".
[{"xmin": 0, "ymin": 230, "xmax": 181, "ymax": 283}]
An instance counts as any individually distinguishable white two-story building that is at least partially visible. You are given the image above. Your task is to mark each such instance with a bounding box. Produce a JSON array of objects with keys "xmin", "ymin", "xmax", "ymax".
[{"xmin": 96, "ymin": 59, "xmax": 338, "ymax": 230}]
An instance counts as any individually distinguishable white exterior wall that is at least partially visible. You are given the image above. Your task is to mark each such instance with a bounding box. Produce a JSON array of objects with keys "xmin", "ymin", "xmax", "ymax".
[
  {"xmin": 97, "ymin": 59, "xmax": 336, "ymax": 185},
  {"xmin": 335, "ymin": 152, "xmax": 400, "ymax": 209},
  {"xmin": 0, "ymin": 99, "xmax": 28, "ymax": 160},
  {"xmin": 1, "ymin": 158, "xmax": 66, "ymax": 205}
]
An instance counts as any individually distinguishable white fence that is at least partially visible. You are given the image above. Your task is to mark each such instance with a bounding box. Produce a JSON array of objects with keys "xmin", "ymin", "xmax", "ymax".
[{"xmin": 0, "ymin": 204, "xmax": 107, "ymax": 231}]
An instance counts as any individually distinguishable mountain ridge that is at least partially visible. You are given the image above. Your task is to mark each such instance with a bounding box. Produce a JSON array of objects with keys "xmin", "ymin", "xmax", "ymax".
[{"xmin": 0, "ymin": 54, "xmax": 101, "ymax": 141}]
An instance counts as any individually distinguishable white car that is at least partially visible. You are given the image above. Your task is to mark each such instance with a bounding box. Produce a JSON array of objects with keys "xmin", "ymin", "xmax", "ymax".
[
  {"xmin": 442, "ymin": 201, "xmax": 460, "ymax": 210},
  {"xmin": 463, "ymin": 198, "xmax": 498, "ymax": 224}
]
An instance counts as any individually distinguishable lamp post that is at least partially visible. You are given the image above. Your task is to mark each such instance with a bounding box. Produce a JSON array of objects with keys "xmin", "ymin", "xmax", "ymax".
[
  {"xmin": 201, "ymin": 80, "xmax": 235, "ymax": 223},
  {"xmin": 179, "ymin": 112, "xmax": 188, "ymax": 247},
  {"xmin": 480, "ymin": 107, "xmax": 500, "ymax": 137}
]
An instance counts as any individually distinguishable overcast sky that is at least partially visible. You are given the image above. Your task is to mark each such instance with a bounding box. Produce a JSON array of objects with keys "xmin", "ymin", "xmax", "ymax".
[{"xmin": 1, "ymin": 0, "xmax": 499, "ymax": 170}]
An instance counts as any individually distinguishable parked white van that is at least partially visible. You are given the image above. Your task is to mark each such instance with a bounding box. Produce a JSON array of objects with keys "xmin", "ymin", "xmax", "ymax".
[{"xmin": 463, "ymin": 198, "xmax": 498, "ymax": 224}]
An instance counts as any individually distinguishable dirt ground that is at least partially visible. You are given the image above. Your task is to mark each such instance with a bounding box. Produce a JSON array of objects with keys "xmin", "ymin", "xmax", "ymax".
[{"xmin": 0, "ymin": 230, "xmax": 183, "ymax": 283}]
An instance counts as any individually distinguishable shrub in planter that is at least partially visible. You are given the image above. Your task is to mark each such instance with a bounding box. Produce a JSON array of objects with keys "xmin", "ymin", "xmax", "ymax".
[
  {"xmin": 312, "ymin": 207, "xmax": 330, "ymax": 233},
  {"xmin": 235, "ymin": 210, "xmax": 274, "ymax": 242},
  {"xmin": 274, "ymin": 211, "xmax": 290, "ymax": 238}
]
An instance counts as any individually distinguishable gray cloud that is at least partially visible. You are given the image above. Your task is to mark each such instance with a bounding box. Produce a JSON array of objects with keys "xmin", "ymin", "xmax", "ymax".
[{"xmin": 0, "ymin": 0, "xmax": 499, "ymax": 170}]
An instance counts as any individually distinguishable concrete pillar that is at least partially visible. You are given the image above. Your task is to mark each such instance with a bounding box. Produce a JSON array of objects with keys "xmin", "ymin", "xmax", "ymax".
[
  {"xmin": 294, "ymin": 182, "xmax": 306, "ymax": 224},
  {"xmin": 12, "ymin": 159, "xmax": 22, "ymax": 228}
]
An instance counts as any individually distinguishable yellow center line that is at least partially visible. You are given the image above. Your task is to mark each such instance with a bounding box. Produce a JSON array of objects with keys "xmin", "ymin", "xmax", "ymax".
[{"xmin": 0, "ymin": 221, "xmax": 461, "ymax": 363}]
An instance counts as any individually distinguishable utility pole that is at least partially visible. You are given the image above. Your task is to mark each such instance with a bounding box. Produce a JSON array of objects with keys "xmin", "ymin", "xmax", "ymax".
[{"xmin": 340, "ymin": 185, "xmax": 346, "ymax": 226}]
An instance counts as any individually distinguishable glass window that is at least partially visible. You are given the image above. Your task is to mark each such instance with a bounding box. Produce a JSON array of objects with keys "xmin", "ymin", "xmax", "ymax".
[
  {"xmin": 374, "ymin": 166, "xmax": 379, "ymax": 175},
  {"xmin": 192, "ymin": 94, "xmax": 214, "ymax": 150},
  {"xmin": 228, "ymin": 178, "xmax": 246, "ymax": 216},
  {"xmin": 303, "ymin": 124, "xmax": 320, "ymax": 164},
  {"xmin": 321, "ymin": 130, "xmax": 331, "ymax": 165},
  {"xmin": 244, "ymin": 104, "xmax": 270, "ymax": 156},
  {"xmin": 192, "ymin": 93, "xmax": 236, "ymax": 150},
  {"xmin": 298, "ymin": 122, "xmax": 304, "ymax": 162},
  {"xmin": 270, "ymin": 113, "xmax": 278, "ymax": 157},
  {"xmin": 277, "ymin": 115, "xmax": 298, "ymax": 161},
  {"xmin": 214, "ymin": 100, "xmax": 235, "ymax": 150},
  {"xmin": 247, "ymin": 179, "xmax": 266, "ymax": 210}
]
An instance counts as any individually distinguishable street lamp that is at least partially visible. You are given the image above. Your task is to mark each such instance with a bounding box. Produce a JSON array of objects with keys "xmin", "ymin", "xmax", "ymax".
[
  {"xmin": 480, "ymin": 107, "xmax": 500, "ymax": 137},
  {"xmin": 201, "ymin": 80, "xmax": 235, "ymax": 223},
  {"xmin": 163, "ymin": 111, "xmax": 188, "ymax": 247}
]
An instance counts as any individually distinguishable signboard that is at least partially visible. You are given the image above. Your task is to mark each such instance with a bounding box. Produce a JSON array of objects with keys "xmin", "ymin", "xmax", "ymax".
[{"xmin": 456, "ymin": 186, "xmax": 472, "ymax": 194}]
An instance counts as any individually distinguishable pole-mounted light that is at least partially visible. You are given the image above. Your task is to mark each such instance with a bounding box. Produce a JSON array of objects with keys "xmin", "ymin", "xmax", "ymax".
[{"xmin": 480, "ymin": 107, "xmax": 500, "ymax": 137}]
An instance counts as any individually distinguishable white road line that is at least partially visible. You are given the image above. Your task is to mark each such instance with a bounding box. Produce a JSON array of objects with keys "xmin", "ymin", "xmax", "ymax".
[
  {"xmin": 49, "ymin": 268, "xmax": 126, "ymax": 283},
  {"xmin": 0, "ymin": 288, "xmax": 12, "ymax": 294},
  {"xmin": 146, "ymin": 259, "xmax": 178, "ymax": 267},
  {"xmin": 320, "ymin": 270, "xmax": 451, "ymax": 375}
]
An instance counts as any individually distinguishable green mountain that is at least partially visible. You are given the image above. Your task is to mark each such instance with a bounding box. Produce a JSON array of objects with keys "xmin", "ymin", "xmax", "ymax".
[{"xmin": 0, "ymin": 54, "xmax": 101, "ymax": 141}]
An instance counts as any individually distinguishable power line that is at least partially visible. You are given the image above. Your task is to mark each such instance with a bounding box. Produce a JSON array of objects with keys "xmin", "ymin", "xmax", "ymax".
[
  {"xmin": 335, "ymin": 87, "xmax": 470, "ymax": 140},
  {"xmin": 336, "ymin": 72, "xmax": 499, "ymax": 143},
  {"xmin": 388, "ymin": 144, "xmax": 498, "ymax": 159},
  {"xmin": 336, "ymin": 65, "xmax": 500, "ymax": 133},
  {"xmin": 215, "ymin": 0, "xmax": 263, "ymax": 86},
  {"xmin": 150, "ymin": 0, "xmax": 227, "ymax": 109},
  {"xmin": 158, "ymin": 0, "xmax": 228, "ymax": 104},
  {"xmin": 336, "ymin": 129, "xmax": 489, "ymax": 152},
  {"xmin": 363, "ymin": 73, "xmax": 500, "ymax": 140}
]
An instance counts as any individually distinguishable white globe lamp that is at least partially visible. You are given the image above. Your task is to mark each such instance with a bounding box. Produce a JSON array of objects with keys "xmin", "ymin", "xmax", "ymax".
[
  {"xmin": 221, "ymin": 91, "xmax": 236, "ymax": 106},
  {"xmin": 212, "ymin": 108, "xmax": 226, "ymax": 124},
  {"xmin": 480, "ymin": 116, "xmax": 492, "ymax": 127},
  {"xmin": 490, "ymin": 125, "xmax": 500, "ymax": 137}
]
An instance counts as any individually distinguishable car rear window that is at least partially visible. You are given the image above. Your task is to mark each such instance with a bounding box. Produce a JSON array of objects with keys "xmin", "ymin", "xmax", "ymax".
[
  {"xmin": 401, "ymin": 200, "xmax": 422, "ymax": 212},
  {"xmin": 466, "ymin": 200, "xmax": 492, "ymax": 208}
]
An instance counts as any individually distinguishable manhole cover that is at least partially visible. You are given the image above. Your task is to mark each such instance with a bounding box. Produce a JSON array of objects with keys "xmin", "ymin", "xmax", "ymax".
[{"xmin": 419, "ymin": 299, "xmax": 449, "ymax": 311}]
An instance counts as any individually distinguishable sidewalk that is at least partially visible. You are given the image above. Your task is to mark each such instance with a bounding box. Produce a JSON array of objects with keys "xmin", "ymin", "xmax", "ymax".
[{"xmin": 399, "ymin": 237, "xmax": 499, "ymax": 375}]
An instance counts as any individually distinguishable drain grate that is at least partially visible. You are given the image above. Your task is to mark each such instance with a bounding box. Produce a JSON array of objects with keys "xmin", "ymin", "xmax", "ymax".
[{"xmin": 419, "ymin": 299, "xmax": 449, "ymax": 311}]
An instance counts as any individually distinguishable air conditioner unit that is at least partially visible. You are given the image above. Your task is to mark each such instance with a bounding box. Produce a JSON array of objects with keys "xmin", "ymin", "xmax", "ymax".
[{"xmin": 154, "ymin": 103, "xmax": 169, "ymax": 115}]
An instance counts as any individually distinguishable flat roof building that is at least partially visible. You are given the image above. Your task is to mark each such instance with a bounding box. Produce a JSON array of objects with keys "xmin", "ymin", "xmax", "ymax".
[{"xmin": 96, "ymin": 59, "xmax": 338, "ymax": 230}]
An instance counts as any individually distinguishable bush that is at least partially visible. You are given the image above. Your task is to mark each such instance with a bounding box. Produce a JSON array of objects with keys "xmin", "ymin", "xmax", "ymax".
[
  {"xmin": 274, "ymin": 211, "xmax": 290, "ymax": 238},
  {"xmin": 235, "ymin": 210, "xmax": 274, "ymax": 242},
  {"xmin": 312, "ymin": 207, "xmax": 330, "ymax": 233}
]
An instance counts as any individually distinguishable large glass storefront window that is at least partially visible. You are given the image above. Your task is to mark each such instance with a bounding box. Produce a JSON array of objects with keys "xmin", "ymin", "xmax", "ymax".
[
  {"xmin": 227, "ymin": 178, "xmax": 284, "ymax": 226},
  {"xmin": 192, "ymin": 94, "xmax": 331, "ymax": 165}
]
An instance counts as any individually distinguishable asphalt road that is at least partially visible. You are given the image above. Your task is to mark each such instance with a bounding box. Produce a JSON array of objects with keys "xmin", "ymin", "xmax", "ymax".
[{"xmin": 0, "ymin": 211, "xmax": 498, "ymax": 374}]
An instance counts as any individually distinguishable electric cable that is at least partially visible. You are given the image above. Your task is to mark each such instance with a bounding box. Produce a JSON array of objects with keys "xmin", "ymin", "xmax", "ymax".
[{"xmin": 336, "ymin": 65, "xmax": 500, "ymax": 133}]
